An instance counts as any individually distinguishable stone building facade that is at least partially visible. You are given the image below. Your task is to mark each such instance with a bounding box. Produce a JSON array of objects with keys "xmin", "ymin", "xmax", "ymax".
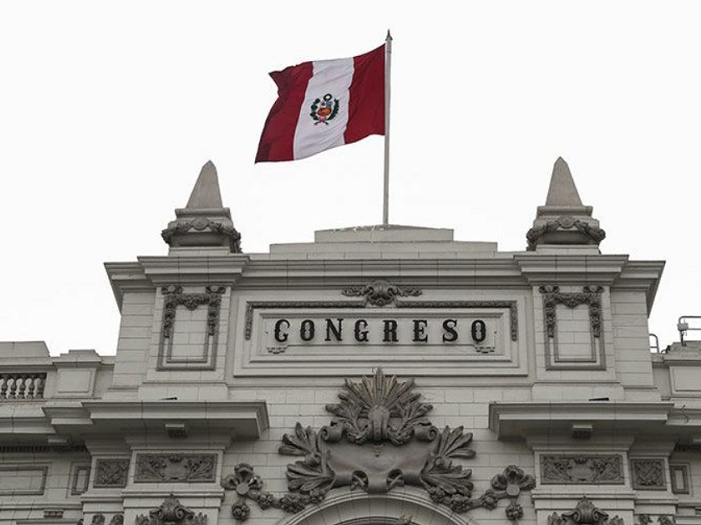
[{"xmin": 1, "ymin": 158, "xmax": 700, "ymax": 525}]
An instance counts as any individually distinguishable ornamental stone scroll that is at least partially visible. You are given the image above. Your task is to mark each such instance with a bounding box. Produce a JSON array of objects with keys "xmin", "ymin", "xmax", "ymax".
[{"xmin": 222, "ymin": 369, "xmax": 536, "ymax": 523}]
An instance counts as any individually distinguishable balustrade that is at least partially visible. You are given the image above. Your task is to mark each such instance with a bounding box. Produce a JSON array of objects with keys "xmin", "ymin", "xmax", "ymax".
[{"xmin": 0, "ymin": 373, "xmax": 46, "ymax": 399}]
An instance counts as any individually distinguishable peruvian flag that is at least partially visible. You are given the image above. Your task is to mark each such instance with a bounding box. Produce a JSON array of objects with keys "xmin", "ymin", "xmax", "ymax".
[{"xmin": 255, "ymin": 45, "xmax": 385, "ymax": 163}]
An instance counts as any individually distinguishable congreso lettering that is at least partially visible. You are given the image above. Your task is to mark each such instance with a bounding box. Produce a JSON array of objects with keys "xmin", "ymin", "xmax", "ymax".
[{"xmin": 272, "ymin": 317, "xmax": 488, "ymax": 344}]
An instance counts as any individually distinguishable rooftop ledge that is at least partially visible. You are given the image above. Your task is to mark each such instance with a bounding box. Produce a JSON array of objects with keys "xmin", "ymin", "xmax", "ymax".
[
  {"xmin": 0, "ymin": 400, "xmax": 269, "ymax": 443},
  {"xmin": 270, "ymin": 225, "xmax": 499, "ymax": 257},
  {"xmin": 489, "ymin": 401, "xmax": 676, "ymax": 438}
]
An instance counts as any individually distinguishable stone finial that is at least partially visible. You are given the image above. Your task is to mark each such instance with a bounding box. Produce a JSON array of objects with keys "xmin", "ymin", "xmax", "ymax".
[
  {"xmin": 545, "ymin": 157, "xmax": 583, "ymax": 207},
  {"xmin": 161, "ymin": 161, "xmax": 242, "ymax": 253},
  {"xmin": 526, "ymin": 157, "xmax": 605, "ymax": 251},
  {"xmin": 186, "ymin": 160, "xmax": 224, "ymax": 209}
]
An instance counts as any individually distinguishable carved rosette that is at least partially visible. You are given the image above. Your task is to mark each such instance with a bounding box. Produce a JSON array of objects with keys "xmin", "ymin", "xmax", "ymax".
[
  {"xmin": 223, "ymin": 369, "xmax": 535, "ymax": 522},
  {"xmin": 342, "ymin": 280, "xmax": 422, "ymax": 306},
  {"xmin": 136, "ymin": 495, "xmax": 206, "ymax": 525}
]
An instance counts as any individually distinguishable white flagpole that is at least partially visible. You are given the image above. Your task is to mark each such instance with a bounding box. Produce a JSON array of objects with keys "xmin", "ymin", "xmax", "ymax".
[{"xmin": 382, "ymin": 30, "xmax": 392, "ymax": 226}]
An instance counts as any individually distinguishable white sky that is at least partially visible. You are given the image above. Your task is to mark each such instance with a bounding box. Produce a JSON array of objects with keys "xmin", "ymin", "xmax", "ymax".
[{"xmin": 1, "ymin": 1, "xmax": 700, "ymax": 355}]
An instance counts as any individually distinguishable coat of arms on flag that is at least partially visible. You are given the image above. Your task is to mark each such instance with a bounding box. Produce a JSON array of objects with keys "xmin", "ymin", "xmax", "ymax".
[{"xmin": 310, "ymin": 94, "xmax": 339, "ymax": 125}]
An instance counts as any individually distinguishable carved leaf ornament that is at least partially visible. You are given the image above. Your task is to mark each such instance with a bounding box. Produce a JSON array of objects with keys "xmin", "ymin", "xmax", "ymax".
[
  {"xmin": 136, "ymin": 495, "xmax": 206, "ymax": 525},
  {"xmin": 223, "ymin": 369, "xmax": 535, "ymax": 522},
  {"xmin": 547, "ymin": 497, "xmax": 623, "ymax": 525}
]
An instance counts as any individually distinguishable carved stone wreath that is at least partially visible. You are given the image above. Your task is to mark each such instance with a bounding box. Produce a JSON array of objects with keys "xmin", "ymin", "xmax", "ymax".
[
  {"xmin": 223, "ymin": 369, "xmax": 535, "ymax": 522},
  {"xmin": 526, "ymin": 216, "xmax": 606, "ymax": 251},
  {"xmin": 161, "ymin": 218, "xmax": 242, "ymax": 253}
]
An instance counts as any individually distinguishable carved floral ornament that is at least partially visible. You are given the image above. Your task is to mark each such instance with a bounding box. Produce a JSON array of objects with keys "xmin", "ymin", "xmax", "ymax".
[
  {"xmin": 136, "ymin": 495, "xmax": 206, "ymax": 525},
  {"xmin": 341, "ymin": 280, "xmax": 422, "ymax": 307},
  {"xmin": 222, "ymin": 369, "xmax": 536, "ymax": 522},
  {"xmin": 547, "ymin": 498, "xmax": 623, "ymax": 525},
  {"xmin": 540, "ymin": 285, "xmax": 604, "ymax": 338}
]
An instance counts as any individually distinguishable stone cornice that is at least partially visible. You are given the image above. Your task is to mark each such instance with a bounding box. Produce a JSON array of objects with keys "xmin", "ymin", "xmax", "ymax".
[
  {"xmin": 489, "ymin": 401, "xmax": 674, "ymax": 439},
  {"xmin": 614, "ymin": 260, "xmax": 666, "ymax": 314},
  {"xmin": 105, "ymin": 256, "xmax": 250, "ymax": 310},
  {"xmin": 8, "ymin": 400, "xmax": 270, "ymax": 442},
  {"xmin": 513, "ymin": 254, "xmax": 630, "ymax": 284},
  {"xmin": 137, "ymin": 255, "xmax": 249, "ymax": 285},
  {"xmin": 104, "ymin": 261, "xmax": 152, "ymax": 311}
]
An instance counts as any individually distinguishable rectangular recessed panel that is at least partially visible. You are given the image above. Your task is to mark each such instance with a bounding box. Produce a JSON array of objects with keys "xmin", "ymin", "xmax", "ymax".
[
  {"xmin": 0, "ymin": 466, "xmax": 48, "ymax": 495},
  {"xmin": 234, "ymin": 294, "xmax": 529, "ymax": 377}
]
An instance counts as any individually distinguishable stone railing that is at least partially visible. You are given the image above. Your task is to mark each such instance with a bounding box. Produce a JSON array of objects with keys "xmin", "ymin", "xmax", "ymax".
[{"xmin": 0, "ymin": 373, "xmax": 47, "ymax": 400}]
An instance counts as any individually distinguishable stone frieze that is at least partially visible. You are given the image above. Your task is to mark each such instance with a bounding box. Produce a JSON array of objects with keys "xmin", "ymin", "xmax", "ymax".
[
  {"xmin": 540, "ymin": 455, "xmax": 624, "ymax": 484},
  {"xmin": 134, "ymin": 454, "xmax": 216, "ymax": 483}
]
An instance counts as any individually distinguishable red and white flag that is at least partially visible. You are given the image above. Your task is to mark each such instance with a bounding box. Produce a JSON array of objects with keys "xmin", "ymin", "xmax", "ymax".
[{"xmin": 255, "ymin": 45, "xmax": 385, "ymax": 163}]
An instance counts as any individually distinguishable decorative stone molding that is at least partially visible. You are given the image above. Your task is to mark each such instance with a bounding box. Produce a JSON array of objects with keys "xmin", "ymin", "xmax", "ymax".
[
  {"xmin": 134, "ymin": 454, "xmax": 216, "ymax": 483},
  {"xmin": 109, "ymin": 516, "xmax": 124, "ymax": 525},
  {"xmin": 223, "ymin": 369, "xmax": 535, "ymax": 522},
  {"xmin": 541, "ymin": 455, "xmax": 624, "ymax": 484},
  {"xmin": 44, "ymin": 510, "xmax": 64, "ymax": 519},
  {"xmin": 546, "ymin": 497, "xmax": 623, "ymax": 525},
  {"xmin": 161, "ymin": 217, "xmax": 242, "ymax": 253},
  {"xmin": 669, "ymin": 464, "xmax": 690, "ymax": 494},
  {"xmin": 94, "ymin": 458, "xmax": 130, "ymax": 488},
  {"xmin": 92, "ymin": 514, "xmax": 105, "ymax": 525},
  {"xmin": 342, "ymin": 280, "xmax": 422, "ymax": 306},
  {"xmin": 540, "ymin": 285, "xmax": 605, "ymax": 370},
  {"xmin": 630, "ymin": 458, "xmax": 666, "ymax": 490},
  {"xmin": 527, "ymin": 216, "xmax": 606, "ymax": 251},
  {"xmin": 657, "ymin": 517, "xmax": 675, "ymax": 525},
  {"xmin": 136, "ymin": 495, "xmax": 206, "ymax": 525},
  {"xmin": 636, "ymin": 516, "xmax": 652, "ymax": 525},
  {"xmin": 158, "ymin": 285, "xmax": 226, "ymax": 370},
  {"xmin": 71, "ymin": 465, "xmax": 91, "ymax": 495},
  {"xmin": 245, "ymin": 300, "xmax": 519, "ymax": 341},
  {"xmin": 540, "ymin": 285, "xmax": 604, "ymax": 338}
]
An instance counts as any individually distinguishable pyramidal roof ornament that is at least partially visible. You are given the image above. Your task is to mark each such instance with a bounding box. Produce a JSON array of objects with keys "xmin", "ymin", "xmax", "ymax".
[
  {"xmin": 545, "ymin": 157, "xmax": 583, "ymax": 207},
  {"xmin": 186, "ymin": 160, "xmax": 224, "ymax": 209},
  {"xmin": 161, "ymin": 161, "xmax": 242, "ymax": 254},
  {"xmin": 526, "ymin": 157, "xmax": 605, "ymax": 251}
]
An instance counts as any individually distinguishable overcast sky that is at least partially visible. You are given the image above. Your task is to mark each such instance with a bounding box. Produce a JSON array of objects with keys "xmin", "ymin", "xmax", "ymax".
[{"xmin": 1, "ymin": 1, "xmax": 700, "ymax": 355}]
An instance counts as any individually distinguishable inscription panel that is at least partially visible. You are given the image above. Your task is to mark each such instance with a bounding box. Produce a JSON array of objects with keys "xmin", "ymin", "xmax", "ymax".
[{"xmin": 235, "ymin": 294, "xmax": 529, "ymax": 377}]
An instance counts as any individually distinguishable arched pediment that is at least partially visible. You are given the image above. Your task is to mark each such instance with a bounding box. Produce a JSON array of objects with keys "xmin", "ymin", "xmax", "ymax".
[{"xmin": 275, "ymin": 488, "xmax": 481, "ymax": 525}]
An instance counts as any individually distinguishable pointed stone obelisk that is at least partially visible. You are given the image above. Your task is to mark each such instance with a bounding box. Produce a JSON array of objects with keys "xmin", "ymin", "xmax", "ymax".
[
  {"xmin": 161, "ymin": 161, "xmax": 242, "ymax": 254},
  {"xmin": 526, "ymin": 157, "xmax": 605, "ymax": 251}
]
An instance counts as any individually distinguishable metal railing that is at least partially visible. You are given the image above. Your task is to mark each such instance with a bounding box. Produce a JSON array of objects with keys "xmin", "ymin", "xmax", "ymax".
[
  {"xmin": 678, "ymin": 316, "xmax": 701, "ymax": 346},
  {"xmin": 0, "ymin": 373, "xmax": 46, "ymax": 400},
  {"xmin": 650, "ymin": 333, "xmax": 661, "ymax": 353}
]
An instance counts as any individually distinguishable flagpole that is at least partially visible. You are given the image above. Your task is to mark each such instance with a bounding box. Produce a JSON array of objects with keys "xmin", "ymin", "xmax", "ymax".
[{"xmin": 382, "ymin": 30, "xmax": 392, "ymax": 226}]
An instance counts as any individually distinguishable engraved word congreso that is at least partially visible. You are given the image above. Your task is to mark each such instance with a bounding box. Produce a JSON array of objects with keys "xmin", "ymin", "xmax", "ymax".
[{"xmin": 272, "ymin": 318, "xmax": 490, "ymax": 344}]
